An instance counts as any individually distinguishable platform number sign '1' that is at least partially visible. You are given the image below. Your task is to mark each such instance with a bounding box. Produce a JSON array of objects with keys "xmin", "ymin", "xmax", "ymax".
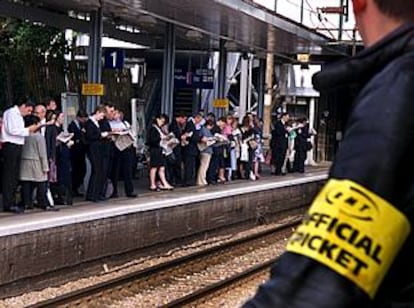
[{"xmin": 104, "ymin": 49, "xmax": 125, "ymax": 70}]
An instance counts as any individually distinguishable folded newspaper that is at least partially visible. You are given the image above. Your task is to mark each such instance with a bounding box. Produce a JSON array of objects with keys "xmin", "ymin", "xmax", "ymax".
[
  {"xmin": 57, "ymin": 132, "xmax": 74, "ymax": 143},
  {"xmin": 213, "ymin": 133, "xmax": 230, "ymax": 146},
  {"xmin": 114, "ymin": 132, "xmax": 135, "ymax": 151}
]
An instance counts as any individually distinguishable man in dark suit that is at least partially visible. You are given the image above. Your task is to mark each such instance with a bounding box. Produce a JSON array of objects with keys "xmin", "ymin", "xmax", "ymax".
[
  {"xmin": 182, "ymin": 113, "xmax": 203, "ymax": 186},
  {"xmin": 68, "ymin": 110, "xmax": 88, "ymax": 196},
  {"xmin": 168, "ymin": 112, "xmax": 187, "ymax": 186},
  {"xmin": 293, "ymin": 117, "xmax": 309, "ymax": 173},
  {"xmin": 206, "ymin": 114, "xmax": 222, "ymax": 184},
  {"xmin": 271, "ymin": 113, "xmax": 289, "ymax": 175},
  {"xmin": 99, "ymin": 104, "xmax": 116, "ymax": 198}
]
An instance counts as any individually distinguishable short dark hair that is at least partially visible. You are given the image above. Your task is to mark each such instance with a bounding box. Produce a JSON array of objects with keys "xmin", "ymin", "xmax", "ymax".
[
  {"xmin": 205, "ymin": 119, "xmax": 215, "ymax": 127},
  {"xmin": 17, "ymin": 97, "xmax": 34, "ymax": 108},
  {"xmin": 374, "ymin": 0, "xmax": 414, "ymax": 21},
  {"xmin": 24, "ymin": 115, "xmax": 40, "ymax": 127},
  {"xmin": 77, "ymin": 109, "xmax": 88, "ymax": 118},
  {"xmin": 153, "ymin": 114, "xmax": 169, "ymax": 125},
  {"xmin": 175, "ymin": 112, "xmax": 186, "ymax": 118}
]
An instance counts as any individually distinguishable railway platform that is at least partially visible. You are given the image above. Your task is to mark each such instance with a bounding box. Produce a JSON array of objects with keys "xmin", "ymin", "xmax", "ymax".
[{"xmin": 0, "ymin": 166, "xmax": 328, "ymax": 298}]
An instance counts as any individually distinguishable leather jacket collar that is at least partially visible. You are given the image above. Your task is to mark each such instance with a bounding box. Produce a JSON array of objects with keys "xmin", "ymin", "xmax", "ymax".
[{"xmin": 313, "ymin": 23, "xmax": 414, "ymax": 92}]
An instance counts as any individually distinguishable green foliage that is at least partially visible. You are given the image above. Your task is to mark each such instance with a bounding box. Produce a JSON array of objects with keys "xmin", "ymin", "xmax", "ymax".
[
  {"xmin": 0, "ymin": 18, "xmax": 66, "ymax": 60},
  {"xmin": 0, "ymin": 18, "xmax": 67, "ymax": 106}
]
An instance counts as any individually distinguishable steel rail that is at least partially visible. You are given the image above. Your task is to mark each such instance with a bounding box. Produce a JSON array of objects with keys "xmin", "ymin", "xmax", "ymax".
[
  {"xmin": 28, "ymin": 219, "xmax": 302, "ymax": 308},
  {"xmin": 162, "ymin": 258, "xmax": 276, "ymax": 308}
]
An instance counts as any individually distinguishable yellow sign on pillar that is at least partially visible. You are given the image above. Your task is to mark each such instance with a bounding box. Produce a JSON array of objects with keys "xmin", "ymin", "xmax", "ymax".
[
  {"xmin": 213, "ymin": 99, "xmax": 229, "ymax": 109},
  {"xmin": 82, "ymin": 83, "xmax": 105, "ymax": 96}
]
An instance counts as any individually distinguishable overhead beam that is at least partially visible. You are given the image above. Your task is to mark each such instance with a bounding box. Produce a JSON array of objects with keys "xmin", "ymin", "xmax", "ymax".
[{"xmin": 0, "ymin": 0, "xmax": 153, "ymax": 46}]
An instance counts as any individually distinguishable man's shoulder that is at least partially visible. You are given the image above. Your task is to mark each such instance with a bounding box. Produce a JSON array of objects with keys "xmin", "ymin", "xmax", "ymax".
[
  {"xmin": 360, "ymin": 52, "xmax": 414, "ymax": 102},
  {"xmin": 3, "ymin": 106, "xmax": 16, "ymax": 116},
  {"xmin": 378, "ymin": 51, "xmax": 414, "ymax": 81}
]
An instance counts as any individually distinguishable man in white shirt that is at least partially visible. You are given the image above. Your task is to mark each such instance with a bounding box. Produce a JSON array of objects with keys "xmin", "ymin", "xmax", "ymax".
[
  {"xmin": 109, "ymin": 109, "xmax": 137, "ymax": 198},
  {"xmin": 1, "ymin": 99, "xmax": 38, "ymax": 213}
]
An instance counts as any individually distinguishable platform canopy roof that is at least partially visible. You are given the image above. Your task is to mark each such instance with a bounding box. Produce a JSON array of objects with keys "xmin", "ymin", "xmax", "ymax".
[{"xmin": 1, "ymin": 0, "xmax": 346, "ymax": 58}]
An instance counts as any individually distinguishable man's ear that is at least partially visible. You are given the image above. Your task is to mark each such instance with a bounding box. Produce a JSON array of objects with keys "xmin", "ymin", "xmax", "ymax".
[{"xmin": 352, "ymin": 0, "xmax": 367, "ymax": 15}]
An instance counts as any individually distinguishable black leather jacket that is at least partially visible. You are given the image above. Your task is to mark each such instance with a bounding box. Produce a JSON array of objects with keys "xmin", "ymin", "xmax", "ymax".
[{"xmin": 244, "ymin": 23, "xmax": 414, "ymax": 308}]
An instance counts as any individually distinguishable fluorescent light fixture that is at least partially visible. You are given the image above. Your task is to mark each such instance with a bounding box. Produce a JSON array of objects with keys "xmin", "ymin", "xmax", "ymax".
[
  {"xmin": 137, "ymin": 15, "xmax": 157, "ymax": 27},
  {"xmin": 185, "ymin": 30, "xmax": 203, "ymax": 41}
]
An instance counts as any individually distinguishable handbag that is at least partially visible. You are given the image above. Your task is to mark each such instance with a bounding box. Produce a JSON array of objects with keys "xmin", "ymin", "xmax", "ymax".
[
  {"xmin": 240, "ymin": 143, "xmax": 249, "ymax": 162},
  {"xmin": 306, "ymin": 141, "xmax": 313, "ymax": 151},
  {"xmin": 248, "ymin": 139, "xmax": 258, "ymax": 150}
]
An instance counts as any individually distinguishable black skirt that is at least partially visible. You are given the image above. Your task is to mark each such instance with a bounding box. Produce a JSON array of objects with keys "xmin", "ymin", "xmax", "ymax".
[{"xmin": 149, "ymin": 147, "xmax": 166, "ymax": 168}]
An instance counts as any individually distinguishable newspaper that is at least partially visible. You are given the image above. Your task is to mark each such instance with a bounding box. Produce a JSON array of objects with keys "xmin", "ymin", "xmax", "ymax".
[
  {"xmin": 57, "ymin": 132, "xmax": 74, "ymax": 143},
  {"xmin": 197, "ymin": 137, "xmax": 216, "ymax": 152},
  {"xmin": 114, "ymin": 132, "xmax": 135, "ymax": 151}
]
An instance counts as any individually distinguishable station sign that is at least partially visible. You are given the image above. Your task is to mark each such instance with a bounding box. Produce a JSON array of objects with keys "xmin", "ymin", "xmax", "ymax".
[
  {"xmin": 192, "ymin": 69, "xmax": 214, "ymax": 89},
  {"xmin": 174, "ymin": 68, "xmax": 214, "ymax": 89},
  {"xmin": 174, "ymin": 69, "xmax": 188, "ymax": 88},
  {"xmin": 320, "ymin": 6, "xmax": 346, "ymax": 14},
  {"xmin": 82, "ymin": 83, "xmax": 105, "ymax": 96},
  {"xmin": 213, "ymin": 99, "xmax": 229, "ymax": 109},
  {"xmin": 104, "ymin": 49, "xmax": 125, "ymax": 70},
  {"xmin": 297, "ymin": 53, "xmax": 310, "ymax": 63}
]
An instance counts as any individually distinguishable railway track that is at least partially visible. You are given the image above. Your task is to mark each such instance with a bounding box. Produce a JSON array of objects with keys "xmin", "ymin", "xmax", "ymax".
[
  {"xmin": 28, "ymin": 218, "xmax": 302, "ymax": 308},
  {"xmin": 162, "ymin": 258, "xmax": 274, "ymax": 307}
]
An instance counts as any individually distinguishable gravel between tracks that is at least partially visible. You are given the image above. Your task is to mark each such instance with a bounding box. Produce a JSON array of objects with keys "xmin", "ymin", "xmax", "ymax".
[
  {"xmin": 107, "ymin": 230, "xmax": 288, "ymax": 307},
  {"xmin": 197, "ymin": 271, "xmax": 270, "ymax": 308},
  {"xmin": 0, "ymin": 213, "xmax": 302, "ymax": 308}
]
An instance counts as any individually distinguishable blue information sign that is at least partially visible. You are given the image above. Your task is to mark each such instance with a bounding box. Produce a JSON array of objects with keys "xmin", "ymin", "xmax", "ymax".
[
  {"xmin": 174, "ymin": 68, "xmax": 214, "ymax": 89},
  {"xmin": 193, "ymin": 69, "xmax": 214, "ymax": 89},
  {"xmin": 104, "ymin": 49, "xmax": 125, "ymax": 70}
]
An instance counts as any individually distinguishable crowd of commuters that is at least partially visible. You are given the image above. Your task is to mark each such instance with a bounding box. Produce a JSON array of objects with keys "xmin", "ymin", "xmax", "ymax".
[
  {"xmin": 0, "ymin": 98, "xmax": 136, "ymax": 213},
  {"xmin": 146, "ymin": 110, "xmax": 315, "ymax": 191},
  {"xmin": 0, "ymin": 96, "xmax": 315, "ymax": 214}
]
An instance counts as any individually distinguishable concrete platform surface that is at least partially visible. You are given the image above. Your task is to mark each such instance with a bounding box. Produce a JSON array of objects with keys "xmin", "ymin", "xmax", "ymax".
[{"xmin": 0, "ymin": 170, "xmax": 327, "ymax": 237}]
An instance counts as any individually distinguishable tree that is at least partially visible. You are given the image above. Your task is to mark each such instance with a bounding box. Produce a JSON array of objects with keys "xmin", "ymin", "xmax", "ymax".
[{"xmin": 0, "ymin": 18, "xmax": 67, "ymax": 108}]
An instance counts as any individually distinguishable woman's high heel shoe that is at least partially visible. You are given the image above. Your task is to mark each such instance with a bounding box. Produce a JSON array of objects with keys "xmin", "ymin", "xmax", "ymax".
[{"xmin": 158, "ymin": 185, "xmax": 174, "ymax": 191}]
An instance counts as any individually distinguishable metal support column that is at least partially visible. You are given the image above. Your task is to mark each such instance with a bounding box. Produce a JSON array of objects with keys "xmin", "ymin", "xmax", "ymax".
[
  {"xmin": 161, "ymin": 23, "xmax": 176, "ymax": 118},
  {"xmin": 87, "ymin": 7, "xmax": 103, "ymax": 114},
  {"xmin": 338, "ymin": 0, "xmax": 344, "ymax": 41},
  {"xmin": 216, "ymin": 39, "xmax": 227, "ymax": 117},
  {"xmin": 239, "ymin": 57, "xmax": 249, "ymax": 123},
  {"xmin": 306, "ymin": 97, "xmax": 317, "ymax": 166},
  {"xmin": 257, "ymin": 58, "xmax": 266, "ymax": 120},
  {"xmin": 300, "ymin": 0, "xmax": 304, "ymax": 23}
]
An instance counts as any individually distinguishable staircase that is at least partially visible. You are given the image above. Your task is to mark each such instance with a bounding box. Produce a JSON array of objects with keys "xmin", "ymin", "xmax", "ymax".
[{"xmin": 174, "ymin": 88, "xmax": 194, "ymax": 116}]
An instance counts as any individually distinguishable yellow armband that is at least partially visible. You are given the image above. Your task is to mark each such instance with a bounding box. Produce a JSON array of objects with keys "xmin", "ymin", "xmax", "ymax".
[{"xmin": 287, "ymin": 179, "xmax": 411, "ymax": 298}]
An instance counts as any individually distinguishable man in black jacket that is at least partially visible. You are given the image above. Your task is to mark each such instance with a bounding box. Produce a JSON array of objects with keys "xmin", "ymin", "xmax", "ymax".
[
  {"xmin": 182, "ymin": 113, "xmax": 203, "ymax": 186},
  {"xmin": 68, "ymin": 109, "xmax": 88, "ymax": 196},
  {"xmin": 271, "ymin": 113, "xmax": 289, "ymax": 175},
  {"xmin": 99, "ymin": 104, "xmax": 116, "ymax": 198},
  {"xmin": 293, "ymin": 118, "xmax": 309, "ymax": 174},
  {"xmin": 168, "ymin": 112, "xmax": 187, "ymax": 186},
  {"xmin": 245, "ymin": 1, "xmax": 414, "ymax": 307}
]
